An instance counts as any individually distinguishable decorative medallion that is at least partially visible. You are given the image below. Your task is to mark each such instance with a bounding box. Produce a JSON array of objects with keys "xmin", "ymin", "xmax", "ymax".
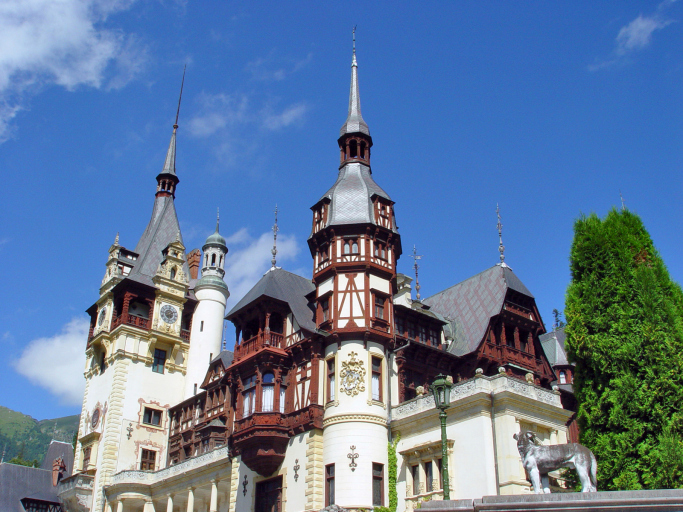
[
  {"xmin": 340, "ymin": 352, "xmax": 366, "ymax": 396},
  {"xmin": 98, "ymin": 308, "xmax": 107, "ymax": 326},
  {"xmin": 160, "ymin": 304, "xmax": 178, "ymax": 324},
  {"xmin": 348, "ymin": 445, "xmax": 359, "ymax": 471},
  {"xmin": 293, "ymin": 459, "xmax": 300, "ymax": 482},
  {"xmin": 91, "ymin": 408, "xmax": 100, "ymax": 429}
]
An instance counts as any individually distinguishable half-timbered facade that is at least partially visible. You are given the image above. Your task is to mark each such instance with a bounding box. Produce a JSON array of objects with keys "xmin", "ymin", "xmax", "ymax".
[{"xmin": 60, "ymin": 43, "xmax": 575, "ymax": 512}]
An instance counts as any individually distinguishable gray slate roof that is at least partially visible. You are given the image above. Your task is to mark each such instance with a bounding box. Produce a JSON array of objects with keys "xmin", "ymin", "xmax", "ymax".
[
  {"xmin": 0, "ymin": 441, "xmax": 74, "ymax": 511},
  {"xmin": 540, "ymin": 327, "xmax": 571, "ymax": 367},
  {"xmin": 339, "ymin": 51, "xmax": 370, "ymax": 137},
  {"xmin": 210, "ymin": 350, "xmax": 234, "ymax": 369},
  {"xmin": 226, "ymin": 268, "xmax": 316, "ymax": 333},
  {"xmin": 423, "ymin": 264, "xmax": 534, "ymax": 357},
  {"xmin": 314, "ymin": 162, "xmax": 394, "ymax": 233},
  {"xmin": 127, "ymin": 195, "xmax": 189, "ymax": 287}
]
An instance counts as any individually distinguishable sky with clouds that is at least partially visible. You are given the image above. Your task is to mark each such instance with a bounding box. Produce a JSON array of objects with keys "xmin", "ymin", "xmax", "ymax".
[{"xmin": 0, "ymin": 1, "xmax": 682, "ymax": 420}]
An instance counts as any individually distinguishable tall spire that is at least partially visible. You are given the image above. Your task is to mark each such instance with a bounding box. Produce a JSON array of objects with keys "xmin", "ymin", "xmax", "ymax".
[
  {"xmin": 496, "ymin": 204, "xmax": 508, "ymax": 268},
  {"xmin": 216, "ymin": 207, "xmax": 220, "ymax": 232},
  {"xmin": 340, "ymin": 27, "xmax": 370, "ymax": 137},
  {"xmin": 160, "ymin": 65, "xmax": 186, "ymax": 177},
  {"xmin": 410, "ymin": 245, "xmax": 423, "ymax": 301},
  {"xmin": 156, "ymin": 67, "xmax": 185, "ymax": 198}
]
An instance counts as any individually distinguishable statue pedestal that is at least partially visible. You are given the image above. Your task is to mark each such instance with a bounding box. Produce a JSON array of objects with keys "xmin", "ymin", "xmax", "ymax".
[{"xmin": 422, "ymin": 489, "xmax": 683, "ymax": 512}]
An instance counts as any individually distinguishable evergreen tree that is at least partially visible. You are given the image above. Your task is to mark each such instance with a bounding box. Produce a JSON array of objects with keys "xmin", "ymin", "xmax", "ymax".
[{"xmin": 565, "ymin": 208, "xmax": 683, "ymax": 490}]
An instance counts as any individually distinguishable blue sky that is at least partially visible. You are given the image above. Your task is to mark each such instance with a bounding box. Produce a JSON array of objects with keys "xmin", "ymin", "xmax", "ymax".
[{"xmin": 1, "ymin": 1, "xmax": 682, "ymax": 420}]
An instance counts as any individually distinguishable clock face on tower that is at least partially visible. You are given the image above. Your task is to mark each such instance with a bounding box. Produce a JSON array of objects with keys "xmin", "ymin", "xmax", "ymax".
[
  {"xmin": 98, "ymin": 308, "xmax": 107, "ymax": 326},
  {"xmin": 160, "ymin": 304, "xmax": 178, "ymax": 324}
]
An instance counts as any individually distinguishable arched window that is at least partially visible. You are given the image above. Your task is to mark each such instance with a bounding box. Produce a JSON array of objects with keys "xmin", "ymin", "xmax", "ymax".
[
  {"xmin": 360, "ymin": 141, "xmax": 366, "ymax": 159},
  {"xmin": 219, "ymin": 255, "xmax": 223, "ymax": 267},
  {"xmin": 211, "ymin": 253, "xmax": 216, "ymax": 266},
  {"xmin": 344, "ymin": 241, "xmax": 350, "ymax": 254},
  {"xmin": 170, "ymin": 267, "xmax": 176, "ymax": 280},
  {"xmin": 352, "ymin": 240, "xmax": 359, "ymax": 253},
  {"xmin": 270, "ymin": 313, "xmax": 284, "ymax": 334},
  {"xmin": 242, "ymin": 375, "xmax": 257, "ymax": 417},
  {"xmin": 559, "ymin": 371, "xmax": 567, "ymax": 384},
  {"xmin": 262, "ymin": 373, "xmax": 275, "ymax": 412}
]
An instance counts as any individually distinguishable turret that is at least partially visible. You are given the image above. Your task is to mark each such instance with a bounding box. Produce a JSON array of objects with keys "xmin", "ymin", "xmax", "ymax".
[{"xmin": 185, "ymin": 212, "xmax": 230, "ymax": 399}]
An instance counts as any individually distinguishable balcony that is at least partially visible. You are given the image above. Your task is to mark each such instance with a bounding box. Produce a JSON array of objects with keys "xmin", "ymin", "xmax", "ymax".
[
  {"xmin": 232, "ymin": 411, "xmax": 290, "ymax": 476},
  {"xmin": 112, "ymin": 313, "xmax": 149, "ymax": 330},
  {"xmin": 180, "ymin": 329, "xmax": 190, "ymax": 341},
  {"xmin": 233, "ymin": 331, "xmax": 284, "ymax": 361},
  {"xmin": 57, "ymin": 473, "xmax": 94, "ymax": 512},
  {"xmin": 481, "ymin": 342, "xmax": 543, "ymax": 373}
]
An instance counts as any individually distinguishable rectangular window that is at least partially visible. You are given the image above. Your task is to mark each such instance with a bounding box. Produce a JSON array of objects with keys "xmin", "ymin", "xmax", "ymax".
[
  {"xmin": 408, "ymin": 321, "xmax": 416, "ymax": 340},
  {"xmin": 419, "ymin": 325, "xmax": 428, "ymax": 343},
  {"xmin": 322, "ymin": 298, "xmax": 330, "ymax": 322},
  {"xmin": 437, "ymin": 458, "xmax": 443, "ymax": 489},
  {"xmin": 425, "ymin": 461, "xmax": 433, "ymax": 492},
  {"xmin": 82, "ymin": 447, "xmax": 91, "ymax": 470},
  {"xmin": 242, "ymin": 375, "xmax": 256, "ymax": 417},
  {"xmin": 327, "ymin": 358, "xmax": 335, "ymax": 402},
  {"xmin": 429, "ymin": 329, "xmax": 439, "ymax": 346},
  {"xmin": 152, "ymin": 348, "xmax": 166, "ymax": 374},
  {"xmin": 371, "ymin": 356, "xmax": 382, "ymax": 402},
  {"xmin": 143, "ymin": 407, "xmax": 162, "ymax": 426},
  {"xmin": 325, "ymin": 464, "xmax": 335, "ymax": 506},
  {"xmin": 412, "ymin": 464, "xmax": 420, "ymax": 495},
  {"xmin": 374, "ymin": 295, "xmax": 385, "ymax": 320},
  {"xmin": 140, "ymin": 448, "xmax": 156, "ymax": 471},
  {"xmin": 395, "ymin": 316, "xmax": 404, "ymax": 336},
  {"xmin": 373, "ymin": 463, "xmax": 384, "ymax": 506}
]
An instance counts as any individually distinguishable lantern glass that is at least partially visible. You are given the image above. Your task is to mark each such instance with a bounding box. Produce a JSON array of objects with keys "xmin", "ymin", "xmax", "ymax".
[{"xmin": 432, "ymin": 374, "xmax": 451, "ymax": 409}]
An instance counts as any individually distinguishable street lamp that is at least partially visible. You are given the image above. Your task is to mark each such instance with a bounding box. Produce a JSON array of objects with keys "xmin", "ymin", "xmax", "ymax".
[{"xmin": 432, "ymin": 374, "xmax": 452, "ymax": 500}]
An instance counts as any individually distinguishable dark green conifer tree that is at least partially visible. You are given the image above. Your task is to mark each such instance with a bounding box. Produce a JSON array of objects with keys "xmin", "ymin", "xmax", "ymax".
[{"xmin": 565, "ymin": 208, "xmax": 683, "ymax": 490}]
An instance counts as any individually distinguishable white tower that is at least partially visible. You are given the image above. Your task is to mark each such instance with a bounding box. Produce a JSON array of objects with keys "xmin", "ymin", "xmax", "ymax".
[{"xmin": 185, "ymin": 214, "xmax": 230, "ymax": 398}]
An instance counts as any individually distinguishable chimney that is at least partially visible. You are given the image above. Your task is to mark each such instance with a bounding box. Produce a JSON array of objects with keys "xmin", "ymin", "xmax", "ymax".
[
  {"xmin": 187, "ymin": 249, "xmax": 201, "ymax": 280},
  {"xmin": 52, "ymin": 457, "xmax": 66, "ymax": 486}
]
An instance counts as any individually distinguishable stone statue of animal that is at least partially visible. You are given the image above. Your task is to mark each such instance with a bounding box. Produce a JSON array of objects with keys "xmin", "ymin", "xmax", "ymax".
[{"xmin": 513, "ymin": 431, "xmax": 597, "ymax": 493}]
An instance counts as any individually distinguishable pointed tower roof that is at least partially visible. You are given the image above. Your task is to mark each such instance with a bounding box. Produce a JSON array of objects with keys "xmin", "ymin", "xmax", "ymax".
[{"xmin": 339, "ymin": 29, "xmax": 370, "ymax": 138}]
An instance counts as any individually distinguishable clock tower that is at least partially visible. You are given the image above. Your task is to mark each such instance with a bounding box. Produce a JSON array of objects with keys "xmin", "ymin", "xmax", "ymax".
[{"xmin": 308, "ymin": 38, "xmax": 402, "ymax": 508}]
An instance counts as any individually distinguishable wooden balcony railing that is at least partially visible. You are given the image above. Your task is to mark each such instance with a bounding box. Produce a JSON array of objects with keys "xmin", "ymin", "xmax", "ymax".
[
  {"xmin": 112, "ymin": 314, "xmax": 149, "ymax": 330},
  {"xmin": 234, "ymin": 331, "xmax": 285, "ymax": 360},
  {"xmin": 180, "ymin": 329, "xmax": 190, "ymax": 341}
]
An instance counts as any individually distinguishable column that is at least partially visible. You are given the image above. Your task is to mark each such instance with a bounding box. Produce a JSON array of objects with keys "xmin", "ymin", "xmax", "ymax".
[
  {"xmin": 513, "ymin": 326, "xmax": 520, "ymax": 350},
  {"xmin": 105, "ymin": 501, "xmax": 113, "ymax": 512},
  {"xmin": 116, "ymin": 500, "xmax": 124, "ymax": 512},
  {"xmin": 186, "ymin": 487, "xmax": 195, "ymax": 512},
  {"xmin": 166, "ymin": 494, "xmax": 174, "ymax": 512},
  {"xmin": 210, "ymin": 479, "xmax": 219, "ymax": 512},
  {"xmin": 432, "ymin": 457, "xmax": 441, "ymax": 494},
  {"xmin": 143, "ymin": 500, "xmax": 156, "ymax": 512}
]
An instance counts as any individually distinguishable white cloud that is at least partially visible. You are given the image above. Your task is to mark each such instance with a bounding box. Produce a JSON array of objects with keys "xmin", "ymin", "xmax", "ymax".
[
  {"xmin": 262, "ymin": 103, "xmax": 308, "ymax": 131},
  {"xmin": 615, "ymin": 14, "xmax": 673, "ymax": 55},
  {"xmin": 590, "ymin": 1, "xmax": 678, "ymax": 70},
  {"xmin": 224, "ymin": 228, "xmax": 302, "ymax": 308},
  {"xmin": 0, "ymin": 0, "xmax": 145, "ymax": 141},
  {"xmin": 13, "ymin": 317, "xmax": 88, "ymax": 406},
  {"xmin": 246, "ymin": 52, "xmax": 313, "ymax": 82},
  {"xmin": 187, "ymin": 92, "xmax": 249, "ymax": 138}
]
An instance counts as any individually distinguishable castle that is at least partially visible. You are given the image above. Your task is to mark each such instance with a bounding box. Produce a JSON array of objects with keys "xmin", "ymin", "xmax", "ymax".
[{"xmin": 57, "ymin": 44, "xmax": 574, "ymax": 512}]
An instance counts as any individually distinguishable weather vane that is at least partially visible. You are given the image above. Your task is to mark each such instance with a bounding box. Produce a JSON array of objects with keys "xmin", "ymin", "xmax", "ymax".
[
  {"xmin": 410, "ymin": 245, "xmax": 423, "ymax": 301},
  {"xmin": 216, "ymin": 207, "xmax": 220, "ymax": 232},
  {"xmin": 270, "ymin": 205, "xmax": 279, "ymax": 270},
  {"xmin": 497, "ymin": 204, "xmax": 507, "ymax": 267}
]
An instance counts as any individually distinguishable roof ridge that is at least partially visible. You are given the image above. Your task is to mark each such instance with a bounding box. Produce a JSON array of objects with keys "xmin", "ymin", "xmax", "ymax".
[{"xmin": 424, "ymin": 264, "xmax": 501, "ymax": 301}]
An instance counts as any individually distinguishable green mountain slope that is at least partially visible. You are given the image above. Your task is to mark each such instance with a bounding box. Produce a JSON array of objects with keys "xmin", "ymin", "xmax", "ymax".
[{"xmin": 0, "ymin": 406, "xmax": 79, "ymax": 463}]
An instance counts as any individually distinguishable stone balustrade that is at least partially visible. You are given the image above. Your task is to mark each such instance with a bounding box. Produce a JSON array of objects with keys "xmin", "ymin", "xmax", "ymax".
[
  {"xmin": 109, "ymin": 446, "xmax": 229, "ymax": 486},
  {"xmin": 392, "ymin": 374, "xmax": 560, "ymax": 421}
]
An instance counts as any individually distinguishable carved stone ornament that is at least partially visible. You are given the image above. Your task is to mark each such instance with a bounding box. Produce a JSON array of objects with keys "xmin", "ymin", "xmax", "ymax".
[
  {"xmin": 293, "ymin": 459, "xmax": 300, "ymax": 482},
  {"xmin": 242, "ymin": 474, "xmax": 248, "ymax": 496},
  {"xmin": 348, "ymin": 445, "xmax": 359, "ymax": 471},
  {"xmin": 126, "ymin": 423, "xmax": 134, "ymax": 440},
  {"xmin": 339, "ymin": 352, "xmax": 366, "ymax": 396}
]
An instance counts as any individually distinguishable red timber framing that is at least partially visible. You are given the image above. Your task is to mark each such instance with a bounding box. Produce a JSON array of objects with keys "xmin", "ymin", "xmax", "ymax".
[
  {"xmin": 225, "ymin": 297, "xmax": 324, "ymax": 476},
  {"xmin": 167, "ymin": 358, "xmax": 231, "ymax": 465}
]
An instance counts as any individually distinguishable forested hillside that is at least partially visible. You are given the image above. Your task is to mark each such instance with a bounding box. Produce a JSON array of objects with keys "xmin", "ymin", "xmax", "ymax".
[{"xmin": 0, "ymin": 406, "xmax": 79, "ymax": 464}]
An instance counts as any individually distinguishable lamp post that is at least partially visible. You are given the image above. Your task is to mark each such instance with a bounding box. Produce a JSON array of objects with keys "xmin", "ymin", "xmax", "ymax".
[{"xmin": 432, "ymin": 374, "xmax": 452, "ymax": 500}]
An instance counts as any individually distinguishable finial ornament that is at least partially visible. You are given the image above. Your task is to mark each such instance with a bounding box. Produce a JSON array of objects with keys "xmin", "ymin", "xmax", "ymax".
[
  {"xmin": 174, "ymin": 65, "xmax": 186, "ymax": 130},
  {"xmin": 410, "ymin": 245, "xmax": 423, "ymax": 301},
  {"xmin": 270, "ymin": 205, "xmax": 279, "ymax": 270},
  {"xmin": 114, "ymin": 232, "xmax": 119, "ymax": 245},
  {"xmin": 620, "ymin": 190, "xmax": 626, "ymax": 211},
  {"xmin": 352, "ymin": 26, "xmax": 357, "ymax": 65},
  {"xmin": 216, "ymin": 207, "xmax": 220, "ymax": 232},
  {"xmin": 497, "ymin": 204, "xmax": 507, "ymax": 267}
]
